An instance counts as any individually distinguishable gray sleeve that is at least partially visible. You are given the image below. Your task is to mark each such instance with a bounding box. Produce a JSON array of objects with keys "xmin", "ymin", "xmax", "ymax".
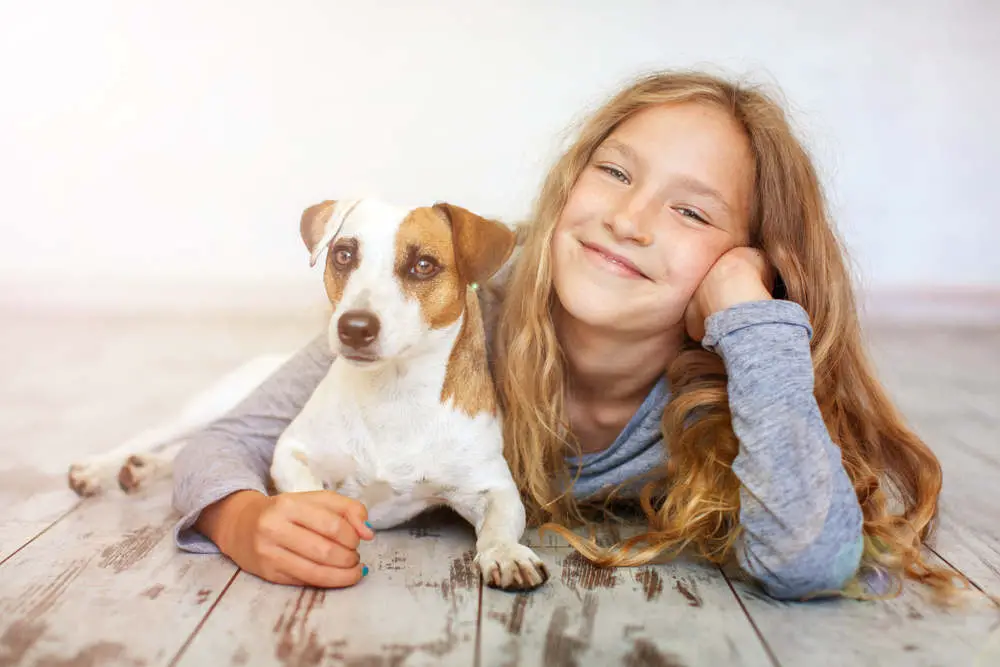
[
  {"xmin": 171, "ymin": 332, "xmax": 334, "ymax": 553},
  {"xmin": 702, "ymin": 300, "xmax": 865, "ymax": 600}
]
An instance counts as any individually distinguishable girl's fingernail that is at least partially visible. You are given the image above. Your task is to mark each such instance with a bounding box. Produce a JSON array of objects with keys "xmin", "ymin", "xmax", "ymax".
[
  {"xmin": 362, "ymin": 565, "xmax": 369, "ymax": 577},
  {"xmin": 365, "ymin": 521, "xmax": 374, "ymax": 531}
]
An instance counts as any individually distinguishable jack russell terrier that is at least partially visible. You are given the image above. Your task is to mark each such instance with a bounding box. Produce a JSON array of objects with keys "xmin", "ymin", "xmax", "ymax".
[{"xmin": 68, "ymin": 198, "xmax": 549, "ymax": 591}]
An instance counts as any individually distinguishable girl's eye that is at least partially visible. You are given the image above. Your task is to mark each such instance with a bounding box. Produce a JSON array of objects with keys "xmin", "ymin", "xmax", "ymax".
[
  {"xmin": 677, "ymin": 207, "xmax": 709, "ymax": 224},
  {"xmin": 598, "ymin": 164, "xmax": 630, "ymax": 184}
]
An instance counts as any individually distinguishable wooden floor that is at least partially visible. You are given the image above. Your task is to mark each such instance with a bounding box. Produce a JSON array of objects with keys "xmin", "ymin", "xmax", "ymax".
[{"xmin": 1, "ymin": 305, "xmax": 999, "ymax": 667}]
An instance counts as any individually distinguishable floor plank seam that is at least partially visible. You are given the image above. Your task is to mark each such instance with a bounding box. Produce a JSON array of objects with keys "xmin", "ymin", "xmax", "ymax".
[
  {"xmin": 720, "ymin": 567, "xmax": 782, "ymax": 667},
  {"xmin": 928, "ymin": 545, "xmax": 1000, "ymax": 606},
  {"xmin": 0, "ymin": 501, "xmax": 80, "ymax": 568},
  {"xmin": 473, "ymin": 572, "xmax": 484, "ymax": 667},
  {"xmin": 166, "ymin": 567, "xmax": 242, "ymax": 667}
]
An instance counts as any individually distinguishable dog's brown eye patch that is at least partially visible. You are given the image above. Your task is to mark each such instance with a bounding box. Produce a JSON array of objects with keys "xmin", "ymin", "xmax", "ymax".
[
  {"xmin": 323, "ymin": 237, "xmax": 359, "ymax": 309},
  {"xmin": 331, "ymin": 239, "xmax": 359, "ymax": 270},
  {"xmin": 395, "ymin": 208, "xmax": 464, "ymax": 329}
]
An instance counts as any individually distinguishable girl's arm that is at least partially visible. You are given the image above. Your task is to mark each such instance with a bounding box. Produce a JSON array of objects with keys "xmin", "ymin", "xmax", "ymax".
[
  {"xmin": 171, "ymin": 332, "xmax": 335, "ymax": 552},
  {"xmin": 702, "ymin": 299, "xmax": 865, "ymax": 600}
]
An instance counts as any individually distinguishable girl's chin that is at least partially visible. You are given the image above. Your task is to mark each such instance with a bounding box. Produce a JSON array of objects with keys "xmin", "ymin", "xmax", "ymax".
[
  {"xmin": 555, "ymin": 282, "xmax": 634, "ymax": 327},
  {"xmin": 554, "ymin": 277, "xmax": 685, "ymax": 334}
]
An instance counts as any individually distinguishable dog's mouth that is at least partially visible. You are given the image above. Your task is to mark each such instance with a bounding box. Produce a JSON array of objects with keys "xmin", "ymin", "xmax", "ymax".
[{"xmin": 341, "ymin": 351, "xmax": 381, "ymax": 364}]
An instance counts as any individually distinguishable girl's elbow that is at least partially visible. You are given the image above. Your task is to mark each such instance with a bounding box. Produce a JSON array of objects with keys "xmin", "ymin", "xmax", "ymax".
[{"xmin": 746, "ymin": 534, "xmax": 865, "ymax": 601}]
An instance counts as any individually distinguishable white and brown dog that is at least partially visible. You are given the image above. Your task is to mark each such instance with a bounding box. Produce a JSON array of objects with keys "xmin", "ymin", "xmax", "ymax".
[{"xmin": 68, "ymin": 198, "xmax": 548, "ymax": 591}]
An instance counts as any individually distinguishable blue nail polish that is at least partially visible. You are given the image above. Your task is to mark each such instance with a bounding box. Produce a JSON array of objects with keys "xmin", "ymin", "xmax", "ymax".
[
  {"xmin": 365, "ymin": 521, "xmax": 374, "ymax": 530},
  {"xmin": 362, "ymin": 565, "xmax": 369, "ymax": 577}
]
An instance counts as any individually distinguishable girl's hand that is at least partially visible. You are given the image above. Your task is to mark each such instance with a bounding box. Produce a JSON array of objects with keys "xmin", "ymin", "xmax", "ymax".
[
  {"xmin": 196, "ymin": 489, "xmax": 375, "ymax": 588},
  {"xmin": 685, "ymin": 247, "xmax": 775, "ymax": 342}
]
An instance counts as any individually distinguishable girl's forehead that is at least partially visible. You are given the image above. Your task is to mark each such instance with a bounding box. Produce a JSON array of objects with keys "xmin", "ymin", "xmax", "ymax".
[{"xmin": 608, "ymin": 102, "xmax": 750, "ymax": 158}]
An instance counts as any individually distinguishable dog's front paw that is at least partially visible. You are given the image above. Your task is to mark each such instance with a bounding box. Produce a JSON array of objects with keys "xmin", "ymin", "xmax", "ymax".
[
  {"xmin": 68, "ymin": 463, "xmax": 105, "ymax": 497},
  {"xmin": 475, "ymin": 542, "xmax": 549, "ymax": 591}
]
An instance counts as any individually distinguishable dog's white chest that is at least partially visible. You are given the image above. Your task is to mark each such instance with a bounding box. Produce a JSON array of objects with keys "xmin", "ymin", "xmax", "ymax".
[{"xmin": 272, "ymin": 357, "xmax": 504, "ymax": 527}]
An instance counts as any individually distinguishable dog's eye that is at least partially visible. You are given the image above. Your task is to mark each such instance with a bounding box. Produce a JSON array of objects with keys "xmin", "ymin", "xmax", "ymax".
[
  {"xmin": 333, "ymin": 248, "xmax": 354, "ymax": 267},
  {"xmin": 411, "ymin": 257, "xmax": 440, "ymax": 278}
]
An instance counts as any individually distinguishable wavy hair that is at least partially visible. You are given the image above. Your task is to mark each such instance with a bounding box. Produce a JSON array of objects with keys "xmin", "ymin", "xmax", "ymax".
[{"xmin": 493, "ymin": 69, "xmax": 964, "ymax": 600}]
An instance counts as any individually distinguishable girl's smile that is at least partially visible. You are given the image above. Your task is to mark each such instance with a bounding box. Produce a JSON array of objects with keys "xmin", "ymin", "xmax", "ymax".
[{"xmin": 579, "ymin": 240, "xmax": 650, "ymax": 280}]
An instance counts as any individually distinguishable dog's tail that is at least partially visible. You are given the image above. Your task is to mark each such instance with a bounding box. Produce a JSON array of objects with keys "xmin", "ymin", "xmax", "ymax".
[{"xmin": 133, "ymin": 352, "xmax": 296, "ymax": 453}]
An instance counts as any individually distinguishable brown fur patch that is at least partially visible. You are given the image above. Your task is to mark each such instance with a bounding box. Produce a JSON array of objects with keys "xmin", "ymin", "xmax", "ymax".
[
  {"xmin": 434, "ymin": 202, "xmax": 517, "ymax": 285},
  {"xmin": 441, "ymin": 287, "xmax": 498, "ymax": 417},
  {"xmin": 395, "ymin": 204, "xmax": 512, "ymax": 416},
  {"xmin": 301, "ymin": 200, "xmax": 336, "ymax": 258},
  {"xmin": 322, "ymin": 237, "xmax": 358, "ymax": 308},
  {"xmin": 394, "ymin": 208, "xmax": 465, "ymax": 329}
]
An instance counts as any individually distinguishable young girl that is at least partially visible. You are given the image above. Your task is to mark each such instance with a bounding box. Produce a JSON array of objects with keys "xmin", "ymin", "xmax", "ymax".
[{"xmin": 173, "ymin": 69, "xmax": 956, "ymax": 601}]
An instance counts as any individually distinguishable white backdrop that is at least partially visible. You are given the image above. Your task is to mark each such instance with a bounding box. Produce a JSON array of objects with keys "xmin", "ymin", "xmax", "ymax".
[{"xmin": 2, "ymin": 0, "xmax": 997, "ymax": 308}]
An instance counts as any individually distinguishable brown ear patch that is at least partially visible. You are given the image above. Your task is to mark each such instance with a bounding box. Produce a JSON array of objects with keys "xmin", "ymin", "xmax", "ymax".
[
  {"xmin": 301, "ymin": 200, "xmax": 337, "ymax": 261},
  {"xmin": 433, "ymin": 203, "xmax": 516, "ymax": 286},
  {"xmin": 441, "ymin": 287, "xmax": 498, "ymax": 417}
]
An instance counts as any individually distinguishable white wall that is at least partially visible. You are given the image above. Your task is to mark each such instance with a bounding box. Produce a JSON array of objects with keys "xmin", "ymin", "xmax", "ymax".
[{"xmin": 2, "ymin": 0, "xmax": 998, "ymax": 306}]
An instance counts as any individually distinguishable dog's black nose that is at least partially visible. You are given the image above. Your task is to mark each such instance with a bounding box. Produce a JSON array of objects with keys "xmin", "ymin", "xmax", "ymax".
[{"xmin": 338, "ymin": 310, "xmax": 380, "ymax": 348}]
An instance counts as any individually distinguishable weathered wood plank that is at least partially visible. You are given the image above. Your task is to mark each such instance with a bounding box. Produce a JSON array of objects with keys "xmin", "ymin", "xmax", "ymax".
[
  {"xmin": 479, "ymin": 549, "xmax": 773, "ymax": 667},
  {"xmin": 869, "ymin": 327, "xmax": 1000, "ymax": 600},
  {"xmin": 0, "ymin": 478, "xmax": 237, "ymax": 667},
  {"xmin": 0, "ymin": 468, "xmax": 78, "ymax": 563},
  {"xmin": 175, "ymin": 509, "xmax": 482, "ymax": 667},
  {"xmin": 0, "ymin": 311, "xmax": 317, "ymax": 563},
  {"xmin": 728, "ymin": 551, "xmax": 1000, "ymax": 667},
  {"xmin": 932, "ymin": 518, "xmax": 1000, "ymax": 601},
  {"xmin": 902, "ymin": 406, "xmax": 1000, "ymax": 599}
]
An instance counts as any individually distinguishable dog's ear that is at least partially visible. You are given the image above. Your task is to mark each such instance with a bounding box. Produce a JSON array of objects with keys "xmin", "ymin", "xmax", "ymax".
[
  {"xmin": 301, "ymin": 199, "xmax": 361, "ymax": 267},
  {"xmin": 434, "ymin": 202, "xmax": 517, "ymax": 286}
]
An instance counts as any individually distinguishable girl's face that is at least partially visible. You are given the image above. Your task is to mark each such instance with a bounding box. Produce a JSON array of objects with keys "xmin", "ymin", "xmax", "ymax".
[{"xmin": 552, "ymin": 102, "xmax": 754, "ymax": 336}]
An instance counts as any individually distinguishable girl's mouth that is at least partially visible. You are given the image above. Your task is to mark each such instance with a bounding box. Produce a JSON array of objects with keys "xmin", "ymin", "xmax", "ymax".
[{"xmin": 580, "ymin": 241, "xmax": 650, "ymax": 280}]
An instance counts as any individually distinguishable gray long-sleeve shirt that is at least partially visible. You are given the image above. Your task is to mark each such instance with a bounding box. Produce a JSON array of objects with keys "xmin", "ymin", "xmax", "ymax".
[{"xmin": 171, "ymin": 298, "xmax": 865, "ymax": 600}]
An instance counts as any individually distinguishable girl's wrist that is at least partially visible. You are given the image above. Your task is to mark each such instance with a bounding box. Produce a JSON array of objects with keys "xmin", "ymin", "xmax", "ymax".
[
  {"xmin": 706, "ymin": 279, "xmax": 772, "ymax": 317},
  {"xmin": 196, "ymin": 490, "xmax": 267, "ymax": 555}
]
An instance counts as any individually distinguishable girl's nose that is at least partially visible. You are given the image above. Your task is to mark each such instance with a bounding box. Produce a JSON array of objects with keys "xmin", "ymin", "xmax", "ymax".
[{"xmin": 606, "ymin": 198, "xmax": 653, "ymax": 247}]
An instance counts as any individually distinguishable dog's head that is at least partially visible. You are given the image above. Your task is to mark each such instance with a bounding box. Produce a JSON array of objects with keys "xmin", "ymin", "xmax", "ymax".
[{"xmin": 301, "ymin": 198, "xmax": 516, "ymax": 367}]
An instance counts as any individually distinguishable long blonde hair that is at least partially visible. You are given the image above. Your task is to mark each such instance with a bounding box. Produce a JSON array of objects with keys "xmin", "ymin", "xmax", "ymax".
[{"xmin": 493, "ymin": 70, "xmax": 963, "ymax": 599}]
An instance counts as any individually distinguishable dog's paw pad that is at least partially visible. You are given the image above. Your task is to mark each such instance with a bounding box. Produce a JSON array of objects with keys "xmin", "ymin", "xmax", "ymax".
[
  {"xmin": 68, "ymin": 464, "xmax": 104, "ymax": 497},
  {"xmin": 118, "ymin": 455, "xmax": 153, "ymax": 494},
  {"xmin": 475, "ymin": 543, "xmax": 549, "ymax": 591}
]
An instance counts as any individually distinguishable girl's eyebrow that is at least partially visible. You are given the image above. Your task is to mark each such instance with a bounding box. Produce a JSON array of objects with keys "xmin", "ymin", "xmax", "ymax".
[
  {"xmin": 669, "ymin": 174, "xmax": 732, "ymax": 215},
  {"xmin": 596, "ymin": 139, "xmax": 641, "ymax": 165}
]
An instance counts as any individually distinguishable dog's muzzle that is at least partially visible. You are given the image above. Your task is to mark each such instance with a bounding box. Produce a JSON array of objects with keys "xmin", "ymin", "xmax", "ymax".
[{"xmin": 338, "ymin": 310, "xmax": 380, "ymax": 358}]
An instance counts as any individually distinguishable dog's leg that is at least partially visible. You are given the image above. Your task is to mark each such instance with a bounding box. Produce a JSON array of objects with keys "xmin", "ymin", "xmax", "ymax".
[
  {"xmin": 115, "ymin": 439, "xmax": 187, "ymax": 494},
  {"xmin": 68, "ymin": 420, "xmax": 192, "ymax": 497},
  {"xmin": 270, "ymin": 438, "xmax": 325, "ymax": 493},
  {"xmin": 451, "ymin": 485, "xmax": 549, "ymax": 591},
  {"xmin": 67, "ymin": 353, "xmax": 291, "ymax": 497}
]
